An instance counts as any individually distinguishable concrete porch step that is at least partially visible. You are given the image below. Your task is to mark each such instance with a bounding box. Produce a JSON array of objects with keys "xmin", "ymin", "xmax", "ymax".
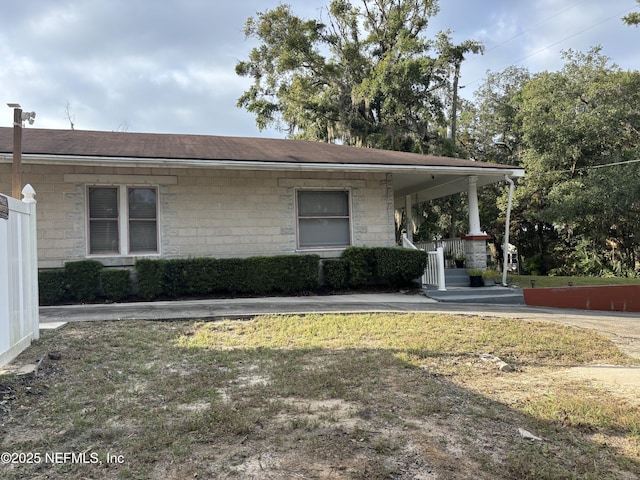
[
  {"xmin": 444, "ymin": 268, "xmax": 470, "ymax": 287},
  {"xmin": 423, "ymin": 285, "xmax": 525, "ymax": 305}
]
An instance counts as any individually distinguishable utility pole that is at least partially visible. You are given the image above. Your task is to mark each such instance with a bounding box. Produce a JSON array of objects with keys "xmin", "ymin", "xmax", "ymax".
[
  {"xmin": 450, "ymin": 61, "xmax": 460, "ymax": 146},
  {"xmin": 7, "ymin": 103, "xmax": 36, "ymax": 199},
  {"xmin": 9, "ymin": 104, "xmax": 23, "ymax": 199}
]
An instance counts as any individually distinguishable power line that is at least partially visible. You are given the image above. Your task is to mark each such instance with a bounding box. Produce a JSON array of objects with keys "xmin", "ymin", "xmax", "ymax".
[
  {"xmin": 460, "ymin": 6, "xmax": 636, "ymax": 90},
  {"xmin": 508, "ymin": 8, "xmax": 633, "ymax": 68},
  {"xmin": 528, "ymin": 158, "xmax": 640, "ymax": 177},
  {"xmin": 479, "ymin": 1, "xmax": 584, "ymax": 57}
]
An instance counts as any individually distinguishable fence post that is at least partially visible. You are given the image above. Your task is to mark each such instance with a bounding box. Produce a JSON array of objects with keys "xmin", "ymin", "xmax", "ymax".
[{"xmin": 21, "ymin": 184, "xmax": 39, "ymax": 340}]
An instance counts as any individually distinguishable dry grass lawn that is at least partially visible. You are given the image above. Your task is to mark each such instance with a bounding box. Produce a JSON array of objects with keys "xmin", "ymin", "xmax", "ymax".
[{"xmin": 1, "ymin": 313, "xmax": 639, "ymax": 479}]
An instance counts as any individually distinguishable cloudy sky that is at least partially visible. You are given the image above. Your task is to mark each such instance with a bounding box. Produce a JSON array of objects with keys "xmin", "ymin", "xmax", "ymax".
[{"xmin": 2, "ymin": 0, "xmax": 638, "ymax": 138}]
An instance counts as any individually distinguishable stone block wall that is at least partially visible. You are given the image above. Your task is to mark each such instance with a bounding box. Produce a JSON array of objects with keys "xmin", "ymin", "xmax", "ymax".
[{"xmin": 0, "ymin": 164, "xmax": 396, "ymax": 268}]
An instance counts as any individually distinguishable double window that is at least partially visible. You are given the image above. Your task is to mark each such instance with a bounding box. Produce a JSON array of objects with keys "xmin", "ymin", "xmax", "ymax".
[
  {"xmin": 297, "ymin": 190, "xmax": 351, "ymax": 248},
  {"xmin": 88, "ymin": 186, "xmax": 158, "ymax": 255}
]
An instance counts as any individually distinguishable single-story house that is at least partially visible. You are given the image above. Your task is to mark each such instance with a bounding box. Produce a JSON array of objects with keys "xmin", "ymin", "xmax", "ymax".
[{"xmin": 0, "ymin": 128, "xmax": 524, "ymax": 271}]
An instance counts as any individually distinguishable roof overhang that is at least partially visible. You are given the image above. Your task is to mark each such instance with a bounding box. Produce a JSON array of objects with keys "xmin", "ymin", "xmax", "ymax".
[
  {"xmin": 393, "ymin": 168, "xmax": 524, "ymax": 203},
  {"xmin": 0, "ymin": 152, "xmax": 525, "ymax": 201}
]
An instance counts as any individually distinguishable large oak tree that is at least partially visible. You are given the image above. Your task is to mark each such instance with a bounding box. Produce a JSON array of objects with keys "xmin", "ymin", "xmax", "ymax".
[{"xmin": 236, "ymin": 0, "xmax": 481, "ymax": 154}]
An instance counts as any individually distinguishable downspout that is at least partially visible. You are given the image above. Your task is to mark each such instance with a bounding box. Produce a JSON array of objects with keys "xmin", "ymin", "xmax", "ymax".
[{"xmin": 502, "ymin": 175, "xmax": 515, "ymax": 287}]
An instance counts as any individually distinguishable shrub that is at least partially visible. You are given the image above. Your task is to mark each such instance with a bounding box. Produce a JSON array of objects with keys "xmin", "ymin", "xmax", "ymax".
[
  {"xmin": 38, "ymin": 269, "xmax": 69, "ymax": 306},
  {"xmin": 136, "ymin": 259, "xmax": 166, "ymax": 301},
  {"xmin": 64, "ymin": 260, "xmax": 103, "ymax": 302},
  {"xmin": 101, "ymin": 269, "xmax": 132, "ymax": 302},
  {"xmin": 373, "ymin": 247, "xmax": 427, "ymax": 287},
  {"xmin": 213, "ymin": 258, "xmax": 250, "ymax": 294},
  {"xmin": 341, "ymin": 247, "xmax": 376, "ymax": 287},
  {"xmin": 340, "ymin": 246, "xmax": 426, "ymax": 288},
  {"xmin": 323, "ymin": 259, "xmax": 348, "ymax": 289},
  {"xmin": 236, "ymin": 254, "xmax": 320, "ymax": 295},
  {"xmin": 135, "ymin": 254, "xmax": 321, "ymax": 299},
  {"xmin": 162, "ymin": 259, "xmax": 192, "ymax": 298}
]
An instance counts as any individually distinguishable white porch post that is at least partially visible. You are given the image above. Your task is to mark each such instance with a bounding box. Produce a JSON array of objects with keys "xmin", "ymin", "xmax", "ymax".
[
  {"xmin": 467, "ymin": 176, "xmax": 483, "ymax": 236},
  {"xmin": 405, "ymin": 194, "xmax": 413, "ymax": 242},
  {"xmin": 463, "ymin": 176, "xmax": 490, "ymax": 270}
]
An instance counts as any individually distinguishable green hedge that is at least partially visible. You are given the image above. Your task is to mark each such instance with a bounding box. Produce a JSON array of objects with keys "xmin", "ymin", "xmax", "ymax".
[
  {"xmin": 38, "ymin": 269, "xmax": 69, "ymax": 306},
  {"xmin": 136, "ymin": 259, "xmax": 166, "ymax": 301},
  {"xmin": 136, "ymin": 254, "xmax": 321, "ymax": 300},
  {"xmin": 338, "ymin": 246, "xmax": 427, "ymax": 288},
  {"xmin": 39, "ymin": 248, "xmax": 425, "ymax": 305},
  {"xmin": 100, "ymin": 269, "xmax": 132, "ymax": 302},
  {"xmin": 323, "ymin": 259, "xmax": 349, "ymax": 290},
  {"xmin": 372, "ymin": 247, "xmax": 427, "ymax": 287},
  {"xmin": 341, "ymin": 247, "xmax": 376, "ymax": 287},
  {"xmin": 64, "ymin": 260, "xmax": 104, "ymax": 302},
  {"xmin": 39, "ymin": 263, "xmax": 133, "ymax": 305}
]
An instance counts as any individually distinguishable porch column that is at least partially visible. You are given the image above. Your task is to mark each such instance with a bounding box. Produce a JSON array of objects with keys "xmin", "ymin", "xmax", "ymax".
[
  {"xmin": 467, "ymin": 176, "xmax": 483, "ymax": 236},
  {"xmin": 463, "ymin": 176, "xmax": 490, "ymax": 269},
  {"xmin": 404, "ymin": 195, "xmax": 414, "ymax": 242}
]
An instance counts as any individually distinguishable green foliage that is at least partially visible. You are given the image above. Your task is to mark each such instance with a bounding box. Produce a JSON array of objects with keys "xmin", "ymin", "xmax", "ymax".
[
  {"xmin": 341, "ymin": 247, "xmax": 377, "ymax": 287},
  {"xmin": 341, "ymin": 246, "xmax": 427, "ymax": 287},
  {"xmin": 467, "ymin": 48, "xmax": 640, "ymax": 276},
  {"xmin": 100, "ymin": 269, "xmax": 132, "ymax": 302},
  {"xmin": 372, "ymin": 248, "xmax": 427, "ymax": 287},
  {"xmin": 64, "ymin": 260, "xmax": 103, "ymax": 302},
  {"xmin": 322, "ymin": 259, "xmax": 349, "ymax": 290},
  {"xmin": 236, "ymin": 0, "xmax": 482, "ymax": 154},
  {"xmin": 38, "ymin": 269, "xmax": 69, "ymax": 306},
  {"xmin": 246, "ymin": 255, "xmax": 320, "ymax": 295},
  {"xmin": 135, "ymin": 255, "xmax": 320, "ymax": 300},
  {"xmin": 136, "ymin": 259, "xmax": 166, "ymax": 301},
  {"xmin": 623, "ymin": 0, "xmax": 640, "ymax": 26}
]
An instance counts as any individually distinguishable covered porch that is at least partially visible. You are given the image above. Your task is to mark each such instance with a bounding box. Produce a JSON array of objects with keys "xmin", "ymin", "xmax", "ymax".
[{"xmin": 392, "ymin": 165, "xmax": 525, "ymax": 289}]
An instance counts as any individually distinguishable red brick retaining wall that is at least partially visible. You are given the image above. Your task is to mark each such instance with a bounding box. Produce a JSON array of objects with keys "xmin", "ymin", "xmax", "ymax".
[{"xmin": 523, "ymin": 285, "xmax": 640, "ymax": 312}]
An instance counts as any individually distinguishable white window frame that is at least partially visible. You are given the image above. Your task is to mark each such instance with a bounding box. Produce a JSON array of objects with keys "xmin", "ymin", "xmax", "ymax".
[
  {"xmin": 295, "ymin": 188, "xmax": 353, "ymax": 250},
  {"xmin": 86, "ymin": 185, "xmax": 159, "ymax": 256}
]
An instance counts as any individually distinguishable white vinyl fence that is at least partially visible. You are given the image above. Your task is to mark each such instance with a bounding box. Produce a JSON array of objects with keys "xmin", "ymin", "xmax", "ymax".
[{"xmin": 0, "ymin": 186, "xmax": 39, "ymax": 368}]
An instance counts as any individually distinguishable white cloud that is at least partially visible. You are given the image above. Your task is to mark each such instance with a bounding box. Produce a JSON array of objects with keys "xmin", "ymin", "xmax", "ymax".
[{"xmin": 1, "ymin": 0, "xmax": 638, "ymax": 137}]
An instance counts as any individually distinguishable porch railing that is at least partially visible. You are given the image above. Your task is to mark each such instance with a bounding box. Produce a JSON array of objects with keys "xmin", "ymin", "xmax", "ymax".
[
  {"xmin": 415, "ymin": 238, "xmax": 465, "ymax": 264},
  {"xmin": 402, "ymin": 234, "xmax": 446, "ymax": 291}
]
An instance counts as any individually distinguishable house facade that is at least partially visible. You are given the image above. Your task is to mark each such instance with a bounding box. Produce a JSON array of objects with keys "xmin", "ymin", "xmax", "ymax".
[{"xmin": 0, "ymin": 128, "xmax": 524, "ymax": 270}]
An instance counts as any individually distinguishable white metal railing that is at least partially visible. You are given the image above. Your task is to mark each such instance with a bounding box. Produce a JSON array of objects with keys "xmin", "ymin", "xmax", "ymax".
[
  {"xmin": 0, "ymin": 186, "xmax": 39, "ymax": 368},
  {"xmin": 402, "ymin": 234, "xmax": 446, "ymax": 291}
]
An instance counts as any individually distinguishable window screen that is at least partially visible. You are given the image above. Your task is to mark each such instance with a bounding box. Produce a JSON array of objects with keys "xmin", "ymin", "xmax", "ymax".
[
  {"xmin": 128, "ymin": 188, "xmax": 158, "ymax": 253},
  {"xmin": 88, "ymin": 187, "xmax": 119, "ymax": 254},
  {"xmin": 297, "ymin": 190, "xmax": 351, "ymax": 248}
]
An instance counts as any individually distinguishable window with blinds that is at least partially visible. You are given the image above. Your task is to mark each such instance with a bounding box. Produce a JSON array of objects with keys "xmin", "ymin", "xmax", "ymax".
[
  {"xmin": 297, "ymin": 190, "xmax": 351, "ymax": 248},
  {"xmin": 88, "ymin": 187, "xmax": 119, "ymax": 254},
  {"xmin": 88, "ymin": 186, "xmax": 158, "ymax": 255}
]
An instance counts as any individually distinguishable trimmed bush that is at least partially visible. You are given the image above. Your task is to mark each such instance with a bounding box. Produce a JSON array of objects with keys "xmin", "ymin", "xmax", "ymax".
[
  {"xmin": 338, "ymin": 246, "xmax": 427, "ymax": 288},
  {"xmin": 212, "ymin": 258, "xmax": 250, "ymax": 294},
  {"xmin": 136, "ymin": 259, "xmax": 166, "ymax": 301},
  {"xmin": 341, "ymin": 247, "xmax": 376, "ymax": 287},
  {"xmin": 38, "ymin": 269, "xmax": 69, "ymax": 306},
  {"xmin": 372, "ymin": 247, "xmax": 427, "ymax": 287},
  {"xmin": 101, "ymin": 269, "xmax": 132, "ymax": 302},
  {"xmin": 64, "ymin": 260, "xmax": 103, "ymax": 302},
  {"xmin": 322, "ymin": 259, "xmax": 348, "ymax": 290},
  {"xmin": 135, "ymin": 254, "xmax": 321, "ymax": 300}
]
